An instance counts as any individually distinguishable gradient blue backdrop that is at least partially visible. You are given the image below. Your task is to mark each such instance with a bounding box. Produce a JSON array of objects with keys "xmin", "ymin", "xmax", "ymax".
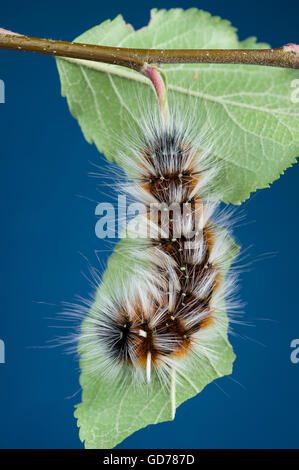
[{"xmin": 0, "ymin": 0, "xmax": 298, "ymax": 449}]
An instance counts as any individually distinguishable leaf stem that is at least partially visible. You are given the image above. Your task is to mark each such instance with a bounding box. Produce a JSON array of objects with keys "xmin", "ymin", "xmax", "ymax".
[
  {"xmin": 142, "ymin": 64, "xmax": 169, "ymax": 120},
  {"xmin": 0, "ymin": 31, "xmax": 298, "ymax": 70}
]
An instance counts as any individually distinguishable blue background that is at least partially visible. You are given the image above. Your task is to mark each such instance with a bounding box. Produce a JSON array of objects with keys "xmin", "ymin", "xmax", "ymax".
[{"xmin": 0, "ymin": 0, "xmax": 298, "ymax": 449}]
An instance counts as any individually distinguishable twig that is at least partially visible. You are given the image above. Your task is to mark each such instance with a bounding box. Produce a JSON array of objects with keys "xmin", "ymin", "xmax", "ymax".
[{"xmin": 0, "ymin": 31, "xmax": 298, "ymax": 70}]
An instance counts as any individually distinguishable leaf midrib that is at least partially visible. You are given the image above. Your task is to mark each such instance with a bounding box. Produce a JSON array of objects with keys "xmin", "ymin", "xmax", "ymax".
[{"xmin": 60, "ymin": 57, "xmax": 299, "ymax": 118}]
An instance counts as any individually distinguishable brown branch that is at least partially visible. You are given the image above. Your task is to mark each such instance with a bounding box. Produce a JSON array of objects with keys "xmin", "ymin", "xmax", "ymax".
[{"xmin": 0, "ymin": 31, "xmax": 298, "ymax": 70}]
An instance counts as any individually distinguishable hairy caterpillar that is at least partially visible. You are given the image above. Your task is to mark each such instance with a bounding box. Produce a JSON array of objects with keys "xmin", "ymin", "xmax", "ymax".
[{"xmin": 77, "ymin": 95, "xmax": 238, "ymax": 388}]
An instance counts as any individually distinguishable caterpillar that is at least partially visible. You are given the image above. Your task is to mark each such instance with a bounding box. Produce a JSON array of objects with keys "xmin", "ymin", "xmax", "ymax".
[{"xmin": 78, "ymin": 98, "xmax": 238, "ymax": 388}]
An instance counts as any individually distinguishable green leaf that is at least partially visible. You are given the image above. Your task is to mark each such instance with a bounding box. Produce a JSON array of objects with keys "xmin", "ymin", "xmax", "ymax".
[
  {"xmin": 56, "ymin": 7, "xmax": 297, "ymax": 448},
  {"xmin": 56, "ymin": 8, "xmax": 299, "ymax": 204},
  {"xmin": 75, "ymin": 234, "xmax": 238, "ymax": 449}
]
